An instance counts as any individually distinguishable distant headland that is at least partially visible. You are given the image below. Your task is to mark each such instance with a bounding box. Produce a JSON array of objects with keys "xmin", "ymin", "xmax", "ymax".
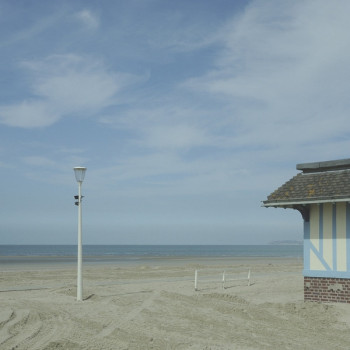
[{"xmin": 269, "ymin": 240, "xmax": 303, "ymax": 245}]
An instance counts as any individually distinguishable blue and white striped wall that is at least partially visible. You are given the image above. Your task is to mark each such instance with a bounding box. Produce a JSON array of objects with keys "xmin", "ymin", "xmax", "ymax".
[{"xmin": 304, "ymin": 202, "xmax": 350, "ymax": 278}]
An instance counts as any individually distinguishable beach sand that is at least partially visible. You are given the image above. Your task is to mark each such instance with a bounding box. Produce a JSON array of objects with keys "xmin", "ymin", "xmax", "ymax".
[{"xmin": 1, "ymin": 257, "xmax": 350, "ymax": 349}]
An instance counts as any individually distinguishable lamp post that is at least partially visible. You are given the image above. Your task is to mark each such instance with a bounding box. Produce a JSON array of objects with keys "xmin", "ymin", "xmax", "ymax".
[{"xmin": 73, "ymin": 166, "xmax": 87, "ymax": 301}]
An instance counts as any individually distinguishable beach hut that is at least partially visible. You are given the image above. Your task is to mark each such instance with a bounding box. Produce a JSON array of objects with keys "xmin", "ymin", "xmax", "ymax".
[{"xmin": 263, "ymin": 158, "xmax": 350, "ymax": 303}]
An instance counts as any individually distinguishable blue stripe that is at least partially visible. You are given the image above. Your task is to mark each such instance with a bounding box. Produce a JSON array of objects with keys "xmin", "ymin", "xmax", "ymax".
[
  {"xmin": 333, "ymin": 203, "xmax": 337, "ymax": 271},
  {"xmin": 319, "ymin": 204, "xmax": 323, "ymax": 256},
  {"xmin": 347, "ymin": 203, "xmax": 350, "ymax": 273},
  {"xmin": 309, "ymin": 241, "xmax": 331, "ymax": 271},
  {"xmin": 304, "ymin": 220, "xmax": 310, "ymax": 271}
]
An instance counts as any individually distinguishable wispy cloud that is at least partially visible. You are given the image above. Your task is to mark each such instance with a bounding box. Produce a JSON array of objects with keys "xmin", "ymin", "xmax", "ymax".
[
  {"xmin": 95, "ymin": 0, "xmax": 350, "ymax": 200},
  {"xmin": 182, "ymin": 0, "xmax": 350, "ymax": 159},
  {"xmin": 143, "ymin": 124, "xmax": 208, "ymax": 150},
  {"xmin": 0, "ymin": 100, "xmax": 59, "ymax": 128},
  {"xmin": 0, "ymin": 54, "xmax": 142, "ymax": 128},
  {"xmin": 4, "ymin": 0, "xmax": 348, "ymax": 244},
  {"xmin": 22, "ymin": 156, "xmax": 57, "ymax": 167},
  {"xmin": 0, "ymin": 10, "xmax": 65, "ymax": 48},
  {"xmin": 76, "ymin": 9, "xmax": 99, "ymax": 29},
  {"xmin": 25, "ymin": 55, "xmax": 120, "ymax": 114}
]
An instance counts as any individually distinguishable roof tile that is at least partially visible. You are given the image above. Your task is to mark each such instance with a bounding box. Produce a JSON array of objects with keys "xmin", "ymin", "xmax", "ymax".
[{"xmin": 264, "ymin": 169, "xmax": 350, "ymax": 205}]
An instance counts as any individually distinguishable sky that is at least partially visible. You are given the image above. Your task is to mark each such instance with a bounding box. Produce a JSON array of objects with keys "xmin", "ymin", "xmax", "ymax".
[{"xmin": 1, "ymin": 0, "xmax": 350, "ymax": 245}]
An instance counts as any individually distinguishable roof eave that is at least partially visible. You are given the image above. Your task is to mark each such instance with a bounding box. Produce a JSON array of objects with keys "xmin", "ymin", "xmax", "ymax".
[{"xmin": 262, "ymin": 197, "xmax": 350, "ymax": 207}]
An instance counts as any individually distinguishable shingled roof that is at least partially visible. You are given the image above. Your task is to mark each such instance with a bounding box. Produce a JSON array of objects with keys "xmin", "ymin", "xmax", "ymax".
[{"xmin": 263, "ymin": 158, "xmax": 350, "ymax": 207}]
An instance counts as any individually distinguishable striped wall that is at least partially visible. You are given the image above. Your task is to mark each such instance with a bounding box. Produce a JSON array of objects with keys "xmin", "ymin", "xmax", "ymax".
[{"xmin": 304, "ymin": 202, "xmax": 350, "ymax": 278}]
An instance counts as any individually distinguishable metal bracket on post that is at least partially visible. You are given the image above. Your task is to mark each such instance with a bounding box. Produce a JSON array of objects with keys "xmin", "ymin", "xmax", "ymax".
[{"xmin": 74, "ymin": 195, "xmax": 84, "ymax": 206}]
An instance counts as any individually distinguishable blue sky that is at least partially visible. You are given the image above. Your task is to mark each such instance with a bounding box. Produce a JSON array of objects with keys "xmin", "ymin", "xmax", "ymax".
[{"xmin": 1, "ymin": 0, "xmax": 350, "ymax": 245}]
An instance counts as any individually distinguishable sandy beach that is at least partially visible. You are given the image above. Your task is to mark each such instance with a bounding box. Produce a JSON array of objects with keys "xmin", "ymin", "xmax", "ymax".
[{"xmin": 1, "ymin": 257, "xmax": 350, "ymax": 349}]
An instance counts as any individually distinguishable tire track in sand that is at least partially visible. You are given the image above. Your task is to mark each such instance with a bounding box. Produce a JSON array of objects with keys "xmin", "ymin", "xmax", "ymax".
[
  {"xmin": 97, "ymin": 290, "xmax": 160, "ymax": 339},
  {"xmin": 0, "ymin": 299, "xmax": 78, "ymax": 350},
  {"xmin": 0, "ymin": 309, "xmax": 42, "ymax": 349}
]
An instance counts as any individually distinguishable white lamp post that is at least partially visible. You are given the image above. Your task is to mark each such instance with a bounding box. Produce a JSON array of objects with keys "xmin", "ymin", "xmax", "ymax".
[{"xmin": 73, "ymin": 166, "xmax": 87, "ymax": 301}]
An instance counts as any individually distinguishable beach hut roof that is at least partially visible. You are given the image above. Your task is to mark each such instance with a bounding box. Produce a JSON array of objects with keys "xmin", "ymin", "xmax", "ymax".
[{"xmin": 263, "ymin": 158, "xmax": 350, "ymax": 220}]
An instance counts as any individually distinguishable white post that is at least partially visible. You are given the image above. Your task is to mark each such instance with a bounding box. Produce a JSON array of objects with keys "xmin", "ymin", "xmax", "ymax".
[
  {"xmin": 247, "ymin": 269, "xmax": 251, "ymax": 286},
  {"xmin": 77, "ymin": 181, "xmax": 83, "ymax": 301},
  {"xmin": 73, "ymin": 166, "xmax": 86, "ymax": 302},
  {"xmin": 195, "ymin": 270, "xmax": 198, "ymax": 291},
  {"xmin": 222, "ymin": 271, "xmax": 226, "ymax": 289}
]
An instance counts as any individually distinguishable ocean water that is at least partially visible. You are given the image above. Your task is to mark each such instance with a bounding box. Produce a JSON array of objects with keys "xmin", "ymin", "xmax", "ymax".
[{"xmin": 0, "ymin": 245, "xmax": 302, "ymax": 265}]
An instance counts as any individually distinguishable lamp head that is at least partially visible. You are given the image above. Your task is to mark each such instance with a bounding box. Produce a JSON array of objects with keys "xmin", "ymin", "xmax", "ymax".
[{"xmin": 73, "ymin": 167, "xmax": 87, "ymax": 183}]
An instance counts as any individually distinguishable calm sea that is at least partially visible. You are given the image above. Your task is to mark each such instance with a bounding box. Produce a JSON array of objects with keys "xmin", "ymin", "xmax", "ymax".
[{"xmin": 0, "ymin": 245, "xmax": 302, "ymax": 266}]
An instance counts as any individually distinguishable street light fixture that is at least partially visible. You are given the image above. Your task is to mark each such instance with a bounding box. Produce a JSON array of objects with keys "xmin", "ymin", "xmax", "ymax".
[{"xmin": 73, "ymin": 166, "xmax": 87, "ymax": 301}]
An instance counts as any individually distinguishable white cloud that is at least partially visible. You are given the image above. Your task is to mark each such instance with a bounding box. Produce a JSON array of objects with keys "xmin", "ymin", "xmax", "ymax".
[
  {"xmin": 0, "ymin": 54, "xmax": 140, "ymax": 128},
  {"xmin": 76, "ymin": 9, "xmax": 99, "ymax": 29},
  {"xmin": 144, "ymin": 124, "xmax": 208, "ymax": 150},
  {"xmin": 24, "ymin": 55, "xmax": 121, "ymax": 112},
  {"xmin": 22, "ymin": 156, "xmax": 57, "ymax": 167},
  {"xmin": 5, "ymin": 0, "xmax": 350, "ymax": 202},
  {"xmin": 183, "ymin": 0, "xmax": 350, "ymax": 154},
  {"xmin": 34, "ymin": 70, "xmax": 119, "ymax": 114},
  {"xmin": 0, "ymin": 10, "xmax": 65, "ymax": 49},
  {"xmin": 22, "ymin": 153, "xmax": 89, "ymax": 170},
  {"xmin": 0, "ymin": 100, "xmax": 59, "ymax": 128},
  {"xmin": 101, "ymin": 0, "xmax": 350, "ymax": 170},
  {"xmin": 92, "ymin": 0, "xmax": 350, "ymax": 201},
  {"xmin": 103, "ymin": 104, "xmax": 215, "ymax": 151}
]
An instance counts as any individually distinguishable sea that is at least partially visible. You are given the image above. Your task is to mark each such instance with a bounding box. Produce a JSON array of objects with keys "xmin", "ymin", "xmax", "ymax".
[{"xmin": 0, "ymin": 245, "xmax": 303, "ymax": 266}]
